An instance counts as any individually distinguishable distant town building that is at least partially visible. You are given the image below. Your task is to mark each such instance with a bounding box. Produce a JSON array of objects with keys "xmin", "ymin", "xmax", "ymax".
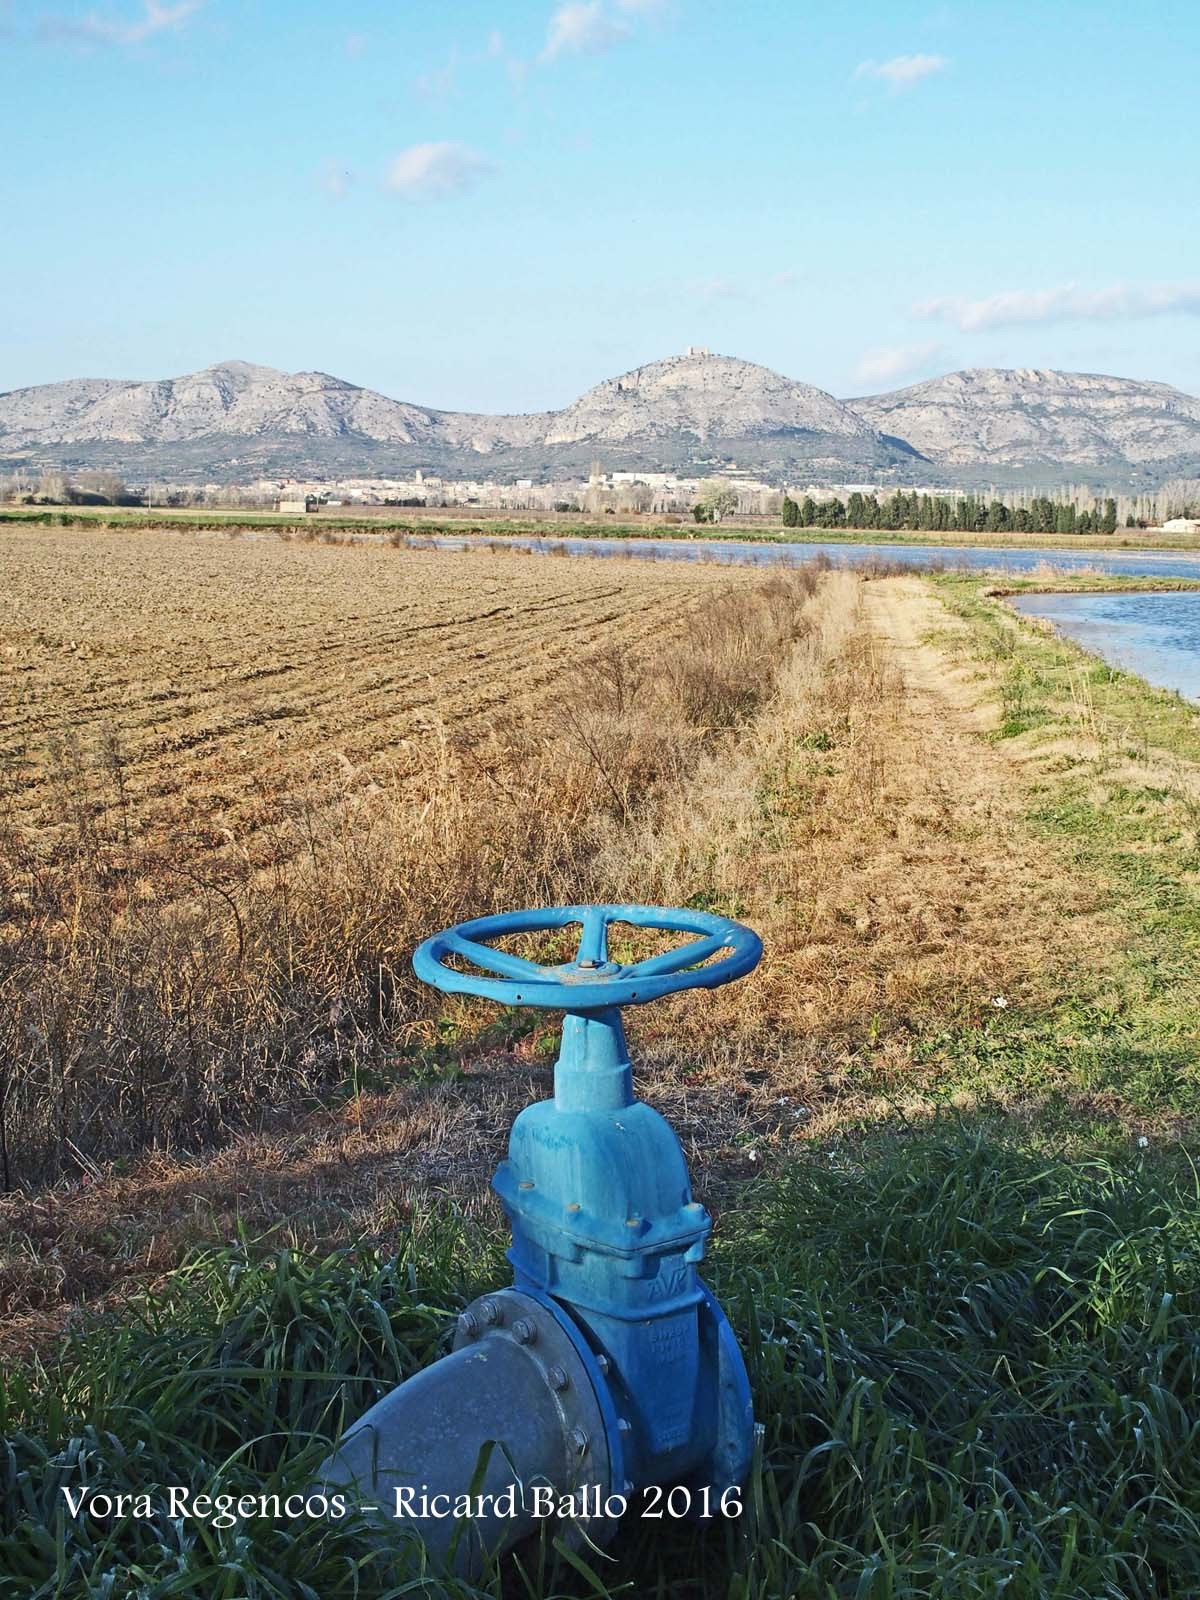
[
  {"xmin": 1163, "ymin": 517, "xmax": 1200, "ymax": 533},
  {"xmin": 276, "ymin": 497, "xmax": 315, "ymax": 514}
]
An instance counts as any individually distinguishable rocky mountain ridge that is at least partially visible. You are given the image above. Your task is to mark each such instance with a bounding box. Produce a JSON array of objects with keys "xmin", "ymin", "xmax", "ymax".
[
  {"xmin": 0, "ymin": 352, "xmax": 875, "ymax": 452},
  {"xmin": 852, "ymin": 367, "xmax": 1200, "ymax": 470},
  {"xmin": 541, "ymin": 352, "xmax": 874, "ymax": 446},
  {"xmin": 3, "ymin": 351, "xmax": 1199, "ymax": 485}
]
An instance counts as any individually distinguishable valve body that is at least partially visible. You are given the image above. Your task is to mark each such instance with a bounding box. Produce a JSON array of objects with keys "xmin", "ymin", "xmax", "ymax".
[{"xmin": 497, "ymin": 1006, "xmax": 753, "ymax": 1495}]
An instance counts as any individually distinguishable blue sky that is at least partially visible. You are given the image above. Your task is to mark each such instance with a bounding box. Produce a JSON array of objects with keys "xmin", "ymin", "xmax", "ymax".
[{"xmin": 2, "ymin": 0, "xmax": 1198, "ymax": 410}]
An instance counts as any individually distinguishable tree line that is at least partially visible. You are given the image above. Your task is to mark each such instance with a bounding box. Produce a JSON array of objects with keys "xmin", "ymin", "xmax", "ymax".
[{"xmin": 780, "ymin": 490, "xmax": 1120, "ymax": 536}]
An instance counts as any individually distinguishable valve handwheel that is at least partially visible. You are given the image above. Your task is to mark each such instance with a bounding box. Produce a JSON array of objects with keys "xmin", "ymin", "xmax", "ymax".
[{"xmin": 413, "ymin": 902, "xmax": 762, "ymax": 1011}]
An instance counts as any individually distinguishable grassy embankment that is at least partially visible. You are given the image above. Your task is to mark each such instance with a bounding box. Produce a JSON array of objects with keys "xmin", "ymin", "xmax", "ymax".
[
  {"xmin": 3, "ymin": 499, "xmax": 1199, "ymax": 552},
  {"xmin": 909, "ymin": 571, "xmax": 1200, "ymax": 1132},
  {"xmin": 3, "ymin": 553, "xmax": 1200, "ymax": 1596}
]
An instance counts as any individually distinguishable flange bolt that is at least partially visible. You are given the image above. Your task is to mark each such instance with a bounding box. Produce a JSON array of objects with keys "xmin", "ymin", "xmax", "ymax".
[
  {"xmin": 457, "ymin": 1311, "xmax": 479, "ymax": 1339},
  {"xmin": 513, "ymin": 1318, "xmax": 537, "ymax": 1345},
  {"xmin": 568, "ymin": 1427, "xmax": 590, "ymax": 1456},
  {"xmin": 480, "ymin": 1299, "xmax": 501, "ymax": 1326},
  {"xmin": 548, "ymin": 1364, "xmax": 570, "ymax": 1391}
]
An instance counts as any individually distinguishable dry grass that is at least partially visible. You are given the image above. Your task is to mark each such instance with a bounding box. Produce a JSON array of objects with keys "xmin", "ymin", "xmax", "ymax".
[
  {"xmin": 0, "ymin": 528, "xmax": 809, "ymax": 1190},
  {"xmin": 606, "ymin": 575, "xmax": 1116, "ymax": 1129}
]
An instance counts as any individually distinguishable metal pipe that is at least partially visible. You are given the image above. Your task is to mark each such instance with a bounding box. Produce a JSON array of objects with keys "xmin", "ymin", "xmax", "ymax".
[{"xmin": 317, "ymin": 1288, "xmax": 623, "ymax": 1574}]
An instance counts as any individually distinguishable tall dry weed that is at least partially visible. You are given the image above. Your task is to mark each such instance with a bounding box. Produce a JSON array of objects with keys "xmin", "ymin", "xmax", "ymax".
[{"xmin": 0, "ymin": 568, "xmax": 818, "ymax": 1187}]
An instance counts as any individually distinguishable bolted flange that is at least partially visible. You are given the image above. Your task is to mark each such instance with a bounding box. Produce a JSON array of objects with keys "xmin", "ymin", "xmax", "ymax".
[{"xmin": 318, "ymin": 1287, "xmax": 627, "ymax": 1576}]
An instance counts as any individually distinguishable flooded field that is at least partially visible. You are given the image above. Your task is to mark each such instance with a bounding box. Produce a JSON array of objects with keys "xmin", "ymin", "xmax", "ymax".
[
  {"xmin": 1010, "ymin": 588, "xmax": 1200, "ymax": 701},
  {"xmin": 422, "ymin": 530, "xmax": 1200, "ymax": 581}
]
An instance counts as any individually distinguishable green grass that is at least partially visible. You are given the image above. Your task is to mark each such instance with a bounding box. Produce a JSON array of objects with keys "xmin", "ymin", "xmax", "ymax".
[
  {"xmin": 984, "ymin": 574, "xmax": 1200, "ymax": 596},
  {"xmin": 3, "ymin": 1126, "xmax": 1199, "ymax": 1597},
  {"xmin": 933, "ymin": 573, "xmax": 1200, "ymax": 764},
  {"xmin": 902, "ymin": 576, "xmax": 1200, "ymax": 1127}
]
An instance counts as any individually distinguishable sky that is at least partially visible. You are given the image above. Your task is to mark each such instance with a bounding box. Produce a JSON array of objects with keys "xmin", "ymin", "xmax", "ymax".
[{"xmin": 2, "ymin": 0, "xmax": 1199, "ymax": 412}]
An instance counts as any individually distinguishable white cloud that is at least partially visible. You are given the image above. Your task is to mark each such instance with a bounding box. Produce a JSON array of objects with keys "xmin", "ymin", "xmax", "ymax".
[
  {"xmin": 915, "ymin": 281, "xmax": 1200, "ymax": 331},
  {"xmin": 853, "ymin": 341, "xmax": 946, "ymax": 386},
  {"xmin": 384, "ymin": 142, "xmax": 496, "ymax": 200},
  {"xmin": 43, "ymin": 0, "xmax": 203, "ymax": 45},
  {"xmin": 697, "ymin": 276, "xmax": 747, "ymax": 303},
  {"xmin": 481, "ymin": 27, "xmax": 529, "ymax": 91},
  {"xmin": 541, "ymin": 1, "xmax": 629, "ymax": 62},
  {"xmin": 854, "ymin": 52, "xmax": 948, "ymax": 91},
  {"xmin": 315, "ymin": 159, "xmax": 353, "ymax": 202},
  {"xmin": 415, "ymin": 46, "xmax": 459, "ymax": 101},
  {"xmin": 694, "ymin": 269, "xmax": 800, "ymax": 304}
]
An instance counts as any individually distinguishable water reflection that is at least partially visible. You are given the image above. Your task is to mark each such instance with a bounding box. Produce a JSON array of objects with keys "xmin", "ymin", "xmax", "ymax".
[{"xmin": 1010, "ymin": 590, "xmax": 1200, "ymax": 702}]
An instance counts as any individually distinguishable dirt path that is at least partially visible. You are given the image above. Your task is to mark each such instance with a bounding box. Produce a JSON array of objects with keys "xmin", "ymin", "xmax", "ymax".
[
  {"xmin": 790, "ymin": 573, "xmax": 1110, "ymax": 1009},
  {"xmin": 850, "ymin": 576, "xmax": 1104, "ymax": 955},
  {"xmin": 861, "ymin": 576, "xmax": 995, "ymax": 723},
  {"xmin": 644, "ymin": 573, "xmax": 1122, "ymax": 1142}
]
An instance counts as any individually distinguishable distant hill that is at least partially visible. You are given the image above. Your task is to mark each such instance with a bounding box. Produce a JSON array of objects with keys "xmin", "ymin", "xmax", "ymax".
[
  {"xmin": 850, "ymin": 367, "xmax": 1200, "ymax": 475},
  {"xmin": 539, "ymin": 351, "xmax": 875, "ymax": 446},
  {"xmin": 3, "ymin": 351, "xmax": 1199, "ymax": 486},
  {"xmin": 0, "ymin": 360, "xmax": 457, "ymax": 451},
  {"xmin": 0, "ymin": 352, "xmax": 917, "ymax": 483}
]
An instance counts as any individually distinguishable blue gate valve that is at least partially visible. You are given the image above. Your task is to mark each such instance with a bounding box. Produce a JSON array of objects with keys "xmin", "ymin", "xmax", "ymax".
[{"xmin": 317, "ymin": 904, "xmax": 762, "ymax": 1573}]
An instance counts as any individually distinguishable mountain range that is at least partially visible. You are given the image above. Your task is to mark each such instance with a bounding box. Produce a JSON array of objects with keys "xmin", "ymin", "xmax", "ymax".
[{"xmin": 3, "ymin": 350, "xmax": 1200, "ymax": 488}]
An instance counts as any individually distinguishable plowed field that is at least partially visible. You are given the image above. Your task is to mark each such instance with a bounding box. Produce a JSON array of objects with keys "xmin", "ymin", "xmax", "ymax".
[{"xmin": 1, "ymin": 528, "xmax": 753, "ymax": 875}]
